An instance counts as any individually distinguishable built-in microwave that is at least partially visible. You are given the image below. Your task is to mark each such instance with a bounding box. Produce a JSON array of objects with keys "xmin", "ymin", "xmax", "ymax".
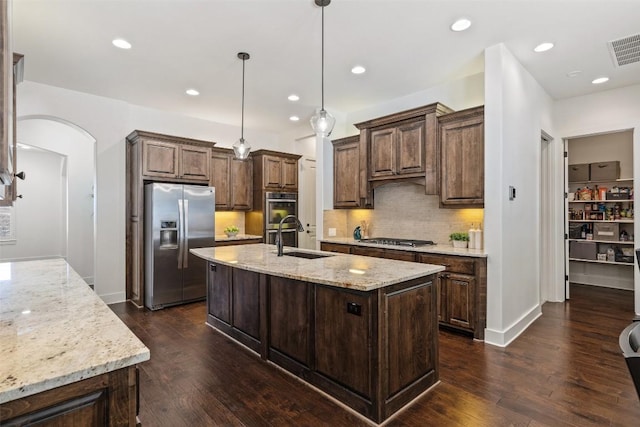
[{"xmin": 265, "ymin": 192, "xmax": 298, "ymax": 230}]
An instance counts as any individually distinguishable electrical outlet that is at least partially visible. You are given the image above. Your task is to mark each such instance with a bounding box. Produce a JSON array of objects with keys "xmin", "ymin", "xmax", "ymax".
[
  {"xmin": 328, "ymin": 228, "xmax": 336, "ymax": 237},
  {"xmin": 346, "ymin": 302, "xmax": 362, "ymax": 316}
]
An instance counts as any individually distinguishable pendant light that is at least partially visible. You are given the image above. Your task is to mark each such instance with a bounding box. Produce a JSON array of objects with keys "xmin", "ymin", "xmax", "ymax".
[
  {"xmin": 310, "ymin": 0, "xmax": 335, "ymax": 138},
  {"xmin": 233, "ymin": 52, "xmax": 251, "ymax": 160}
]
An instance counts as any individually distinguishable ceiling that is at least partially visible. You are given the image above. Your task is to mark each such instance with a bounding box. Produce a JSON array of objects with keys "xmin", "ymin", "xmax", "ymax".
[{"xmin": 12, "ymin": 0, "xmax": 640, "ymax": 135}]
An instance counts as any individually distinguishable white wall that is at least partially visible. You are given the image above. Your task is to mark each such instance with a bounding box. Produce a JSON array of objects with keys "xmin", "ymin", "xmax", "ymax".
[
  {"xmin": 483, "ymin": 44, "xmax": 556, "ymax": 346},
  {"xmin": 0, "ymin": 147, "xmax": 65, "ymax": 261},
  {"xmin": 554, "ymin": 84, "xmax": 640, "ymax": 315},
  {"xmin": 17, "ymin": 81, "xmax": 312, "ymax": 303},
  {"xmin": 15, "ymin": 118, "xmax": 96, "ymax": 284}
]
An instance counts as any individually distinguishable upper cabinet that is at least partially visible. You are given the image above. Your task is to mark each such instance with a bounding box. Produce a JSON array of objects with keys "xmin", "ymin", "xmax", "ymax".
[
  {"xmin": 0, "ymin": 53, "xmax": 24, "ymax": 206},
  {"xmin": 210, "ymin": 148, "xmax": 252, "ymax": 211},
  {"xmin": 127, "ymin": 131, "xmax": 213, "ymax": 183},
  {"xmin": 355, "ymin": 103, "xmax": 453, "ymax": 196},
  {"xmin": 252, "ymin": 150, "xmax": 300, "ymax": 192},
  {"xmin": 438, "ymin": 106, "xmax": 484, "ymax": 208},
  {"xmin": 332, "ymin": 135, "xmax": 371, "ymax": 209}
]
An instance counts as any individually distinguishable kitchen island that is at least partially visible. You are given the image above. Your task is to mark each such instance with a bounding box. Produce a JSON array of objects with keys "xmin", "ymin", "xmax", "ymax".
[
  {"xmin": 191, "ymin": 244, "xmax": 444, "ymax": 423},
  {"xmin": 0, "ymin": 258, "xmax": 149, "ymax": 426}
]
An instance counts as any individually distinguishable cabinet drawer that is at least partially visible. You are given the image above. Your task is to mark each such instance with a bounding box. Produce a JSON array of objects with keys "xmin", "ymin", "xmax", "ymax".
[
  {"xmin": 320, "ymin": 242, "xmax": 352, "ymax": 254},
  {"xmin": 417, "ymin": 254, "xmax": 475, "ymax": 275}
]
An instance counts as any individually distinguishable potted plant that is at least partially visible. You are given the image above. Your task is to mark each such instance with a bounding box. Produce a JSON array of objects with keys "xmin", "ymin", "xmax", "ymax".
[
  {"xmin": 224, "ymin": 225, "xmax": 239, "ymax": 237},
  {"xmin": 449, "ymin": 232, "xmax": 469, "ymax": 248}
]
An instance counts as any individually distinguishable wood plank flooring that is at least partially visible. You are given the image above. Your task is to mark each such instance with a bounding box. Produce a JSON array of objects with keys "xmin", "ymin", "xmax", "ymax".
[{"xmin": 110, "ymin": 284, "xmax": 640, "ymax": 426}]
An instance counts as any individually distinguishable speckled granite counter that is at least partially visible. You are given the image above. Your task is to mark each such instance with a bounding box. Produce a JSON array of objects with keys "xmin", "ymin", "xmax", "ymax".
[
  {"xmin": 320, "ymin": 237, "xmax": 487, "ymax": 258},
  {"xmin": 0, "ymin": 258, "xmax": 149, "ymax": 404},
  {"xmin": 191, "ymin": 243, "xmax": 444, "ymax": 291}
]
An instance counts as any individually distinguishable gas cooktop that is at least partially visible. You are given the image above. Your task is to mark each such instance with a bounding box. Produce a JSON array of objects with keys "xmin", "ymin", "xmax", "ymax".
[{"xmin": 359, "ymin": 238, "xmax": 435, "ymax": 247}]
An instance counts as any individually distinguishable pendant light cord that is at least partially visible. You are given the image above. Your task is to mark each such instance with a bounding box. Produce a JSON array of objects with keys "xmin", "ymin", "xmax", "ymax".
[
  {"xmin": 321, "ymin": 4, "xmax": 325, "ymax": 111},
  {"xmin": 241, "ymin": 56, "xmax": 246, "ymax": 140}
]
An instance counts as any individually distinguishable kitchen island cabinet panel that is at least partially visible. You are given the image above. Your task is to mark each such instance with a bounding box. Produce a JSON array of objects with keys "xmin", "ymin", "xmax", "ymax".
[
  {"xmin": 207, "ymin": 262, "xmax": 231, "ymax": 324},
  {"xmin": 315, "ymin": 286, "xmax": 372, "ymax": 398},
  {"xmin": 268, "ymin": 276, "xmax": 312, "ymax": 367},
  {"xmin": 231, "ymin": 268, "xmax": 261, "ymax": 341}
]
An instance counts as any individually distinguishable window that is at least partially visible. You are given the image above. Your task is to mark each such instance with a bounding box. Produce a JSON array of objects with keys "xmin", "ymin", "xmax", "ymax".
[{"xmin": 0, "ymin": 206, "xmax": 16, "ymax": 243}]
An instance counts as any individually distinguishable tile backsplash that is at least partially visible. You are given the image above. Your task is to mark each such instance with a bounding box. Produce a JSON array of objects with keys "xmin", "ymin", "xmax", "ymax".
[{"xmin": 324, "ymin": 182, "xmax": 484, "ymax": 245}]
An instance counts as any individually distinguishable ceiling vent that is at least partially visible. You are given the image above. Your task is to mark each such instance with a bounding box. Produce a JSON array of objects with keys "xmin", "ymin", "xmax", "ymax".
[{"xmin": 608, "ymin": 33, "xmax": 640, "ymax": 67}]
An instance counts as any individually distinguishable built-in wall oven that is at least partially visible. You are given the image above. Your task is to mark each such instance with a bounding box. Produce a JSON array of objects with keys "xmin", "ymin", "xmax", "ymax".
[{"xmin": 265, "ymin": 192, "xmax": 298, "ymax": 247}]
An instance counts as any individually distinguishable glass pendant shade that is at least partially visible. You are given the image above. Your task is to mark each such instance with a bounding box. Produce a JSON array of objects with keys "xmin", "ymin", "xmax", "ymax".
[
  {"xmin": 310, "ymin": 108, "xmax": 335, "ymax": 138},
  {"xmin": 233, "ymin": 138, "xmax": 251, "ymax": 160}
]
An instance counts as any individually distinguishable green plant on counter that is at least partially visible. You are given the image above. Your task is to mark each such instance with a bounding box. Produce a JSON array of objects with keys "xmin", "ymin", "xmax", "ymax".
[
  {"xmin": 224, "ymin": 225, "xmax": 239, "ymax": 233},
  {"xmin": 449, "ymin": 232, "xmax": 469, "ymax": 242}
]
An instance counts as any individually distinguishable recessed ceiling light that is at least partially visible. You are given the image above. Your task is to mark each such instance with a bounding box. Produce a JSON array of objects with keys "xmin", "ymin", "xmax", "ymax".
[
  {"xmin": 566, "ymin": 70, "xmax": 582, "ymax": 78},
  {"xmin": 289, "ymin": 116, "xmax": 300, "ymax": 122},
  {"xmin": 112, "ymin": 38, "xmax": 132, "ymax": 49},
  {"xmin": 288, "ymin": 94, "xmax": 300, "ymax": 102},
  {"xmin": 450, "ymin": 18, "xmax": 471, "ymax": 32},
  {"xmin": 534, "ymin": 42, "xmax": 554, "ymax": 53},
  {"xmin": 351, "ymin": 65, "xmax": 366, "ymax": 74},
  {"xmin": 185, "ymin": 89, "xmax": 200, "ymax": 96},
  {"xmin": 592, "ymin": 77, "xmax": 609, "ymax": 84}
]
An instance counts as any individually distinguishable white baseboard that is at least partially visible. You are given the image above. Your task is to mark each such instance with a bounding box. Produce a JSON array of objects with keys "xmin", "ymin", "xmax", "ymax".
[
  {"xmin": 484, "ymin": 304, "xmax": 542, "ymax": 347},
  {"xmin": 99, "ymin": 291, "xmax": 127, "ymax": 305}
]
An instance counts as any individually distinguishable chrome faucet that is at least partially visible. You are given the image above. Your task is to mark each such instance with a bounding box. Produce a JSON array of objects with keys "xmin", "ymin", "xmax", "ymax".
[{"xmin": 276, "ymin": 215, "xmax": 304, "ymax": 256}]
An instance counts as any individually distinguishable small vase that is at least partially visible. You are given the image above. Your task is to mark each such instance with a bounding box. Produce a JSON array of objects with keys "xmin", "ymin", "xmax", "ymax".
[
  {"xmin": 225, "ymin": 231, "xmax": 238, "ymax": 238},
  {"xmin": 452, "ymin": 240, "xmax": 468, "ymax": 248}
]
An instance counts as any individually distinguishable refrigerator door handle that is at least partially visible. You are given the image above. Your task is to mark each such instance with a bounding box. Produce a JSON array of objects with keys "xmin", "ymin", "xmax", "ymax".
[
  {"xmin": 183, "ymin": 199, "xmax": 189, "ymax": 269},
  {"xmin": 177, "ymin": 199, "xmax": 184, "ymax": 269}
]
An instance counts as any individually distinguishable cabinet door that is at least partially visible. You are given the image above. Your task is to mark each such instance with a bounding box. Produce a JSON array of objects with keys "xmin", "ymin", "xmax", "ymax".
[
  {"xmin": 210, "ymin": 152, "xmax": 231, "ymax": 209},
  {"xmin": 142, "ymin": 140, "xmax": 178, "ymax": 178},
  {"xmin": 444, "ymin": 273, "xmax": 476, "ymax": 331},
  {"xmin": 351, "ymin": 246, "xmax": 386, "ymax": 259},
  {"xmin": 230, "ymin": 157, "xmax": 253, "ymax": 210},
  {"xmin": 396, "ymin": 120, "xmax": 425, "ymax": 176},
  {"xmin": 262, "ymin": 155, "xmax": 283, "ymax": 189},
  {"xmin": 179, "ymin": 145, "xmax": 211, "ymax": 181},
  {"xmin": 232, "ymin": 268, "xmax": 261, "ymax": 340},
  {"xmin": 281, "ymin": 158, "xmax": 298, "ymax": 191},
  {"xmin": 369, "ymin": 128, "xmax": 396, "ymax": 178},
  {"xmin": 315, "ymin": 286, "xmax": 372, "ymax": 398},
  {"xmin": 208, "ymin": 263, "xmax": 231, "ymax": 324},
  {"xmin": 269, "ymin": 276, "xmax": 311, "ymax": 366},
  {"xmin": 333, "ymin": 139, "xmax": 360, "ymax": 208},
  {"xmin": 440, "ymin": 109, "xmax": 484, "ymax": 207}
]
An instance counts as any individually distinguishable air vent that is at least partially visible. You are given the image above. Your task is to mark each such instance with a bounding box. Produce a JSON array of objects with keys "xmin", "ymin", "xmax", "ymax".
[{"xmin": 608, "ymin": 33, "xmax": 640, "ymax": 67}]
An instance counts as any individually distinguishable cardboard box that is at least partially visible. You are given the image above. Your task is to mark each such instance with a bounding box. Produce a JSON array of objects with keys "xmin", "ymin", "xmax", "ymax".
[
  {"xmin": 594, "ymin": 223, "xmax": 619, "ymax": 241},
  {"xmin": 568, "ymin": 164, "xmax": 589, "ymax": 182},
  {"xmin": 590, "ymin": 161, "xmax": 620, "ymax": 181},
  {"xmin": 569, "ymin": 241, "xmax": 597, "ymax": 260}
]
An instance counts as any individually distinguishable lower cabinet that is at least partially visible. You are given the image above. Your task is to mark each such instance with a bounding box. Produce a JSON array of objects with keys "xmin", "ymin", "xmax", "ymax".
[
  {"xmin": 206, "ymin": 262, "xmax": 438, "ymax": 423},
  {"xmin": 207, "ymin": 263, "xmax": 262, "ymax": 352},
  {"xmin": 0, "ymin": 366, "xmax": 139, "ymax": 427}
]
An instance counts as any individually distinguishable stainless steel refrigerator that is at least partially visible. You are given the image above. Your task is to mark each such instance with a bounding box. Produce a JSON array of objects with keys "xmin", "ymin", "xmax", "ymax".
[{"xmin": 144, "ymin": 183, "xmax": 215, "ymax": 310}]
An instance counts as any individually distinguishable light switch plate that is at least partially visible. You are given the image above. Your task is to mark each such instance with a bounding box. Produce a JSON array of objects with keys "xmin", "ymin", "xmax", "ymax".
[
  {"xmin": 509, "ymin": 186, "xmax": 516, "ymax": 200},
  {"xmin": 328, "ymin": 228, "xmax": 336, "ymax": 237}
]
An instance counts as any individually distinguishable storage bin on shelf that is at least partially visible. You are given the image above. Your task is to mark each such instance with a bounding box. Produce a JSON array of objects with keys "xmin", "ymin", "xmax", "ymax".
[{"xmin": 569, "ymin": 241, "xmax": 597, "ymax": 260}]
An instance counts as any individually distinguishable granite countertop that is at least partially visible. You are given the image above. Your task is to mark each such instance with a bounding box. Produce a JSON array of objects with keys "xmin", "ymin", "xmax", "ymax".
[
  {"xmin": 191, "ymin": 244, "xmax": 444, "ymax": 292},
  {"xmin": 215, "ymin": 233, "xmax": 263, "ymax": 242},
  {"xmin": 0, "ymin": 258, "xmax": 150, "ymax": 404},
  {"xmin": 320, "ymin": 237, "xmax": 488, "ymax": 258}
]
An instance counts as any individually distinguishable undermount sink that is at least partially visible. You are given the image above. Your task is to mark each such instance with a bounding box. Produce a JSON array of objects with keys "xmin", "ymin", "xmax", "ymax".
[{"xmin": 283, "ymin": 251, "xmax": 334, "ymax": 260}]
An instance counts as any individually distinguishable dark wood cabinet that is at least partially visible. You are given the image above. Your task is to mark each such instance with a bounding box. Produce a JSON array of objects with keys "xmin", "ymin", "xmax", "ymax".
[
  {"xmin": 350, "ymin": 245, "xmax": 417, "ymax": 262},
  {"xmin": 0, "ymin": 2, "xmax": 12, "ymax": 193},
  {"xmin": 252, "ymin": 150, "xmax": 300, "ymax": 192},
  {"xmin": 207, "ymin": 262, "xmax": 262, "ymax": 352},
  {"xmin": 417, "ymin": 252, "xmax": 486, "ymax": 339},
  {"xmin": 0, "ymin": 366, "xmax": 139, "ymax": 427},
  {"xmin": 315, "ymin": 285, "xmax": 372, "ymax": 397},
  {"xmin": 210, "ymin": 148, "xmax": 252, "ymax": 211},
  {"xmin": 269, "ymin": 276, "xmax": 312, "ymax": 368},
  {"xmin": 439, "ymin": 106, "xmax": 484, "ymax": 207},
  {"xmin": 332, "ymin": 135, "xmax": 366, "ymax": 208},
  {"xmin": 319, "ymin": 242, "xmax": 352, "ymax": 254},
  {"xmin": 141, "ymin": 138, "xmax": 210, "ymax": 182},
  {"xmin": 354, "ymin": 103, "xmax": 453, "ymax": 195},
  {"xmin": 125, "ymin": 130, "xmax": 216, "ymax": 307}
]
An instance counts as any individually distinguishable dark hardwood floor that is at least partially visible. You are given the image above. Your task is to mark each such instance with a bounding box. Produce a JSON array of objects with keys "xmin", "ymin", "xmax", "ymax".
[{"xmin": 110, "ymin": 284, "xmax": 640, "ymax": 426}]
